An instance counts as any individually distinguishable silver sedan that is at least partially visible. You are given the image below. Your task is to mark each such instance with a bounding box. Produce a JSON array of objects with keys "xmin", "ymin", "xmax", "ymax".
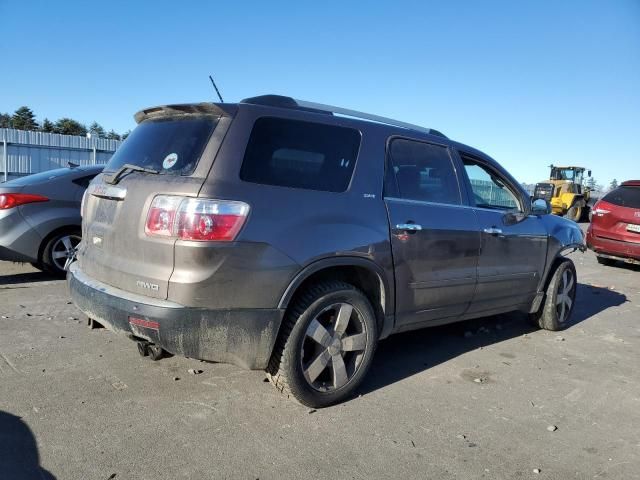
[{"xmin": 0, "ymin": 165, "xmax": 102, "ymax": 276}]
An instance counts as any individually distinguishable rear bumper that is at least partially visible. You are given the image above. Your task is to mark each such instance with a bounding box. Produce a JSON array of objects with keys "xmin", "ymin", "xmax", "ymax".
[
  {"xmin": 68, "ymin": 263, "xmax": 285, "ymax": 370},
  {"xmin": 586, "ymin": 230, "xmax": 640, "ymax": 261}
]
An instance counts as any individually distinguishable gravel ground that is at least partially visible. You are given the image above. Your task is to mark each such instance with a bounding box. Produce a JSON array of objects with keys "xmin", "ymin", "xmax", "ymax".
[{"xmin": 1, "ymin": 239, "xmax": 639, "ymax": 479}]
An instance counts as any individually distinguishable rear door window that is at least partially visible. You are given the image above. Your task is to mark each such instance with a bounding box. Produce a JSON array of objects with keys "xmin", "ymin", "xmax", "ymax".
[
  {"xmin": 602, "ymin": 186, "xmax": 640, "ymax": 208},
  {"xmin": 240, "ymin": 117, "xmax": 361, "ymax": 192},
  {"xmin": 104, "ymin": 116, "xmax": 218, "ymax": 176},
  {"xmin": 386, "ymin": 138, "xmax": 461, "ymax": 205}
]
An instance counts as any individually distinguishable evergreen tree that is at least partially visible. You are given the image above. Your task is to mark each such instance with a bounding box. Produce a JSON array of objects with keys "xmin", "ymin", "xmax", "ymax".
[
  {"xmin": 609, "ymin": 179, "xmax": 618, "ymax": 190},
  {"xmin": 41, "ymin": 118, "xmax": 55, "ymax": 132},
  {"xmin": 1, "ymin": 106, "xmax": 124, "ymax": 139},
  {"xmin": 105, "ymin": 129, "xmax": 121, "ymax": 140},
  {"xmin": 89, "ymin": 121, "xmax": 106, "ymax": 138},
  {"xmin": 0, "ymin": 113, "xmax": 12, "ymax": 128},
  {"xmin": 54, "ymin": 118, "xmax": 87, "ymax": 136},
  {"xmin": 11, "ymin": 106, "xmax": 38, "ymax": 131}
]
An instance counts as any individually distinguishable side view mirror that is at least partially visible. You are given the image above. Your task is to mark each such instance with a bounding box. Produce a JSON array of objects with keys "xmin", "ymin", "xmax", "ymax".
[{"xmin": 531, "ymin": 198, "xmax": 551, "ymax": 215}]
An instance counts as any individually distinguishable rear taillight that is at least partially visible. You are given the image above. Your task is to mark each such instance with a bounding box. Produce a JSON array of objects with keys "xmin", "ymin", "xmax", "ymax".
[
  {"xmin": 145, "ymin": 195, "xmax": 249, "ymax": 242},
  {"xmin": 145, "ymin": 196, "xmax": 182, "ymax": 237},
  {"xmin": 592, "ymin": 202, "xmax": 610, "ymax": 216},
  {"xmin": 0, "ymin": 193, "xmax": 49, "ymax": 210},
  {"xmin": 174, "ymin": 198, "xmax": 250, "ymax": 241}
]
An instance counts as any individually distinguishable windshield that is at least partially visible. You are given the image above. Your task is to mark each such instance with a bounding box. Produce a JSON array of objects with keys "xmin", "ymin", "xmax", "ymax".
[
  {"xmin": 551, "ymin": 168, "xmax": 573, "ymax": 180},
  {"xmin": 551, "ymin": 168, "xmax": 583, "ymax": 184},
  {"xmin": 105, "ymin": 116, "xmax": 218, "ymax": 176}
]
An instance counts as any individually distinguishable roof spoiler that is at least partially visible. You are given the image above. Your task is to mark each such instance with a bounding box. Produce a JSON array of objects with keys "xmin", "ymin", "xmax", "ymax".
[
  {"xmin": 241, "ymin": 94, "xmax": 447, "ymax": 138},
  {"xmin": 133, "ymin": 103, "xmax": 235, "ymax": 124}
]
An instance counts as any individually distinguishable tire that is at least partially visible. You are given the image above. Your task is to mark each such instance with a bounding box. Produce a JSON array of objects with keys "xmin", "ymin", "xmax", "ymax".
[
  {"xmin": 530, "ymin": 260, "xmax": 577, "ymax": 331},
  {"xmin": 41, "ymin": 229, "xmax": 81, "ymax": 277},
  {"xmin": 596, "ymin": 256, "xmax": 616, "ymax": 266},
  {"xmin": 565, "ymin": 204, "xmax": 582, "ymax": 222},
  {"xmin": 267, "ymin": 281, "xmax": 378, "ymax": 408}
]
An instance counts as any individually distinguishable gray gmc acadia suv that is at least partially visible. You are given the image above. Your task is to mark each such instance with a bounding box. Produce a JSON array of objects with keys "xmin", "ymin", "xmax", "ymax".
[{"xmin": 68, "ymin": 95, "xmax": 585, "ymax": 407}]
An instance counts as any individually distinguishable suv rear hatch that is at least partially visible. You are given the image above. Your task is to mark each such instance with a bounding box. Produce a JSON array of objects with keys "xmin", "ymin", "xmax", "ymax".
[
  {"xmin": 79, "ymin": 104, "xmax": 233, "ymax": 300},
  {"xmin": 592, "ymin": 184, "xmax": 640, "ymax": 243}
]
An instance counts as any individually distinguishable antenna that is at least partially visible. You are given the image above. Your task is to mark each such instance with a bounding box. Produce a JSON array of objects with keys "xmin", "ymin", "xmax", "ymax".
[{"xmin": 208, "ymin": 75, "xmax": 224, "ymax": 103}]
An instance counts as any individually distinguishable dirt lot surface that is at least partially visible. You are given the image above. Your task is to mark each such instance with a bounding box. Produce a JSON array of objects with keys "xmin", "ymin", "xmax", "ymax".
[{"xmin": 1, "ymin": 241, "xmax": 639, "ymax": 479}]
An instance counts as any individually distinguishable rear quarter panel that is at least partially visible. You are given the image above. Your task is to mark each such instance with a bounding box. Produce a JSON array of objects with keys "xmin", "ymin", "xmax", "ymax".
[
  {"xmin": 18, "ymin": 176, "xmax": 84, "ymax": 238},
  {"xmin": 0, "ymin": 206, "xmax": 44, "ymax": 262},
  {"xmin": 189, "ymin": 105, "xmax": 394, "ymax": 310}
]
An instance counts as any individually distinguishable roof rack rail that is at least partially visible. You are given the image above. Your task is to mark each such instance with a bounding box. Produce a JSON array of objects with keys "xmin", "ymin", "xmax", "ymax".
[
  {"xmin": 240, "ymin": 95, "xmax": 447, "ymax": 138},
  {"xmin": 295, "ymin": 99, "xmax": 447, "ymax": 138}
]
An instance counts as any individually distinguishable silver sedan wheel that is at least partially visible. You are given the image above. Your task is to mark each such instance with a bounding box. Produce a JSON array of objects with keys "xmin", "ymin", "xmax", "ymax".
[
  {"xmin": 301, "ymin": 302, "xmax": 368, "ymax": 392},
  {"xmin": 51, "ymin": 234, "xmax": 81, "ymax": 271},
  {"xmin": 555, "ymin": 268, "xmax": 575, "ymax": 324}
]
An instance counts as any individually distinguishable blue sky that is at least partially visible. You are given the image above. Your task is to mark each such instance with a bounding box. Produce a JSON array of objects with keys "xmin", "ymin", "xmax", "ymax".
[{"xmin": 1, "ymin": 0, "xmax": 638, "ymax": 186}]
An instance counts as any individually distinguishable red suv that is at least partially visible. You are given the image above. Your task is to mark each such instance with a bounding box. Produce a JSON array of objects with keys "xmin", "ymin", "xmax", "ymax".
[{"xmin": 587, "ymin": 180, "xmax": 640, "ymax": 265}]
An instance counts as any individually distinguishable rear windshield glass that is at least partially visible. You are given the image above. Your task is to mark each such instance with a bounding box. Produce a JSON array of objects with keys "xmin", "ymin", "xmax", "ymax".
[
  {"xmin": 240, "ymin": 117, "xmax": 361, "ymax": 192},
  {"xmin": 105, "ymin": 116, "xmax": 218, "ymax": 176},
  {"xmin": 602, "ymin": 186, "xmax": 640, "ymax": 209}
]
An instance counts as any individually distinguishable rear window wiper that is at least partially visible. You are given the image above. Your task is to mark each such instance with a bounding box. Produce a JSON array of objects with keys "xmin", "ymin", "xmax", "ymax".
[{"xmin": 104, "ymin": 164, "xmax": 159, "ymax": 185}]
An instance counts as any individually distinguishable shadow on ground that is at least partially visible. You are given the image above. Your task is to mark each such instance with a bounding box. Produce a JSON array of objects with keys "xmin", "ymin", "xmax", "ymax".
[
  {"xmin": 599, "ymin": 260, "xmax": 640, "ymax": 273},
  {"xmin": 571, "ymin": 282, "xmax": 629, "ymax": 323},
  {"xmin": 0, "ymin": 411, "xmax": 56, "ymax": 480},
  {"xmin": 359, "ymin": 283, "xmax": 627, "ymax": 396},
  {"xmin": 0, "ymin": 269, "xmax": 59, "ymax": 286}
]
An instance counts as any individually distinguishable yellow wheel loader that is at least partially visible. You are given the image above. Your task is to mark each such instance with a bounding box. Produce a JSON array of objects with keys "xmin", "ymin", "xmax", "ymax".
[{"xmin": 533, "ymin": 165, "xmax": 592, "ymax": 222}]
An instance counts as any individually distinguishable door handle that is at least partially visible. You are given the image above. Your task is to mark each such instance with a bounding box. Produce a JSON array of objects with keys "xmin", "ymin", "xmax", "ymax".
[
  {"xmin": 483, "ymin": 227, "xmax": 503, "ymax": 235},
  {"xmin": 396, "ymin": 223, "xmax": 423, "ymax": 231}
]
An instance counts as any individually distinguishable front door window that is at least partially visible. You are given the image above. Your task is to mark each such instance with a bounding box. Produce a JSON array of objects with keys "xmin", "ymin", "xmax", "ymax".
[{"xmin": 462, "ymin": 160, "xmax": 521, "ymax": 211}]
